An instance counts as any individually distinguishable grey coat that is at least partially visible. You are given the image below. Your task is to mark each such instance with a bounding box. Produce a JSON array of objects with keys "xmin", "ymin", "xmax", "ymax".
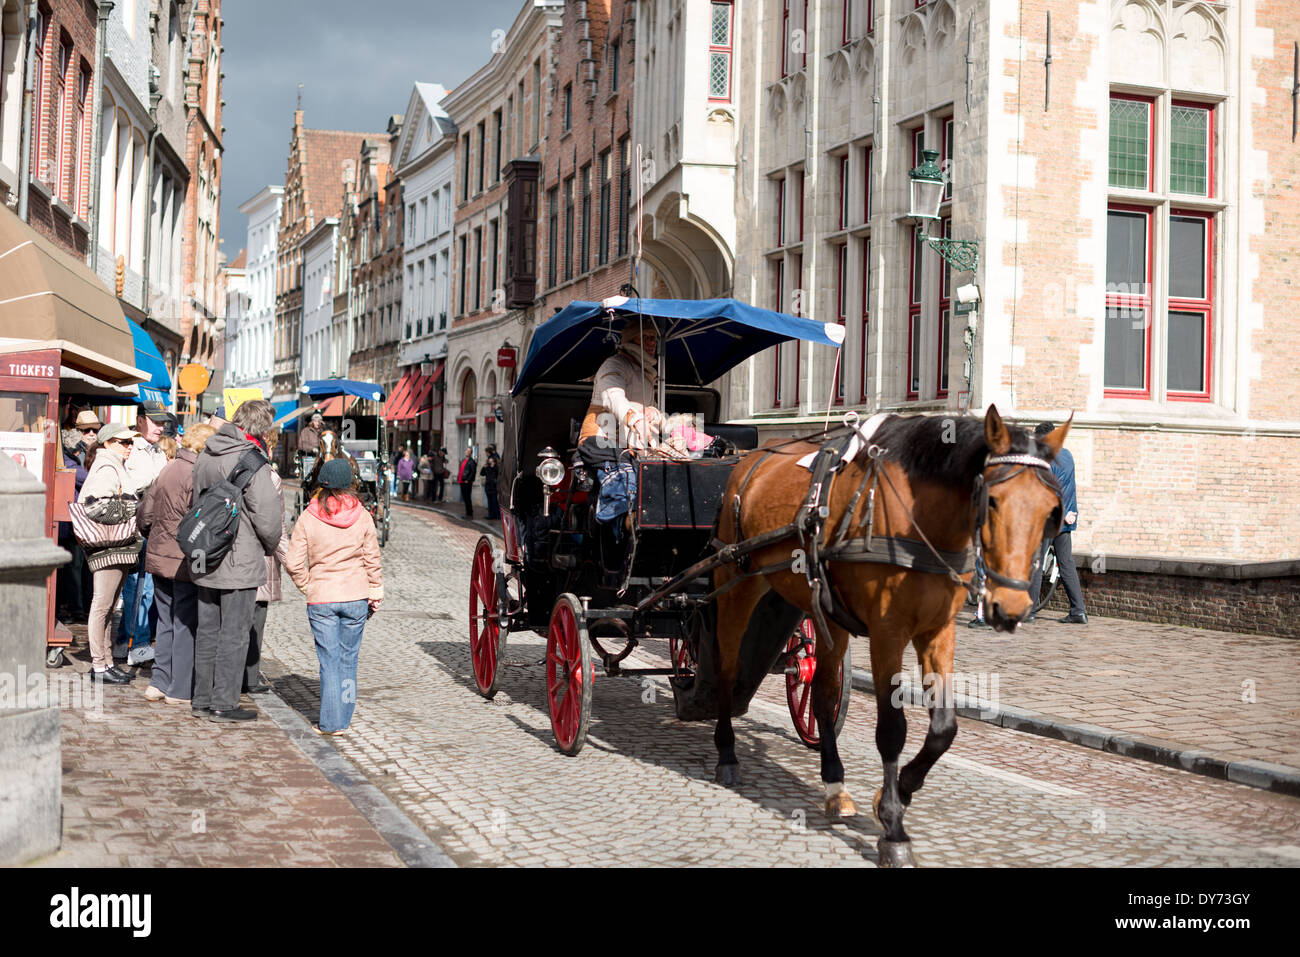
[{"xmin": 190, "ymin": 423, "xmax": 284, "ymax": 591}]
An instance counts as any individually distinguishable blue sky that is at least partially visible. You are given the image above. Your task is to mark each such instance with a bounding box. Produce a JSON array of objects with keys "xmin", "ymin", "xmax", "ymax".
[{"xmin": 219, "ymin": 0, "xmax": 520, "ymax": 253}]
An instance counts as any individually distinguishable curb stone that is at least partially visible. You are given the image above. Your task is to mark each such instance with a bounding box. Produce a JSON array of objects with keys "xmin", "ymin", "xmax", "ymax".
[
  {"xmin": 850, "ymin": 668, "xmax": 1300, "ymax": 798},
  {"xmin": 255, "ymin": 689, "xmax": 458, "ymax": 868}
]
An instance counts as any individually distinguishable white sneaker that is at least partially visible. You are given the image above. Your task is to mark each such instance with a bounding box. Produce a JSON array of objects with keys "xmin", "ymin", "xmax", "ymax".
[{"xmin": 127, "ymin": 644, "xmax": 155, "ymax": 666}]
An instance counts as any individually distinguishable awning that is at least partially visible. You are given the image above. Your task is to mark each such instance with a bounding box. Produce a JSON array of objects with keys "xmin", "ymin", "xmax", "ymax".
[
  {"xmin": 127, "ymin": 318, "xmax": 172, "ymax": 406},
  {"xmin": 400, "ymin": 374, "xmax": 437, "ymax": 424},
  {"xmin": 383, "ymin": 370, "xmax": 418, "ymax": 422},
  {"xmin": 0, "ymin": 201, "xmax": 136, "ymax": 371},
  {"xmin": 272, "ymin": 399, "xmax": 300, "ymax": 431},
  {"xmin": 317, "ymin": 394, "xmax": 356, "ymax": 417}
]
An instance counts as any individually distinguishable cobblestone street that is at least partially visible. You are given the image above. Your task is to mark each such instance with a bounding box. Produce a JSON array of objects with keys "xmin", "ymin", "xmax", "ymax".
[{"xmin": 256, "ymin": 504, "xmax": 1300, "ymax": 867}]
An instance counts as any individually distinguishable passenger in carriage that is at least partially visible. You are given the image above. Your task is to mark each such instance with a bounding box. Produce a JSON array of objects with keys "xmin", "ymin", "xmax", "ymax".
[{"xmin": 578, "ymin": 320, "xmax": 664, "ymax": 460}]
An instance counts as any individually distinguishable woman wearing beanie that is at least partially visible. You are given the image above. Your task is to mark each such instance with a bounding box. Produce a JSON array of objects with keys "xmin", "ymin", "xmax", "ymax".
[{"xmin": 285, "ymin": 458, "xmax": 383, "ymax": 734}]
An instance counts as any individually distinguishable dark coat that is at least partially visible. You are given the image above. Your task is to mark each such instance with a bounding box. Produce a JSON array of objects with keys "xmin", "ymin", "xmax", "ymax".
[
  {"xmin": 190, "ymin": 423, "xmax": 284, "ymax": 590},
  {"xmin": 138, "ymin": 448, "xmax": 198, "ymax": 580},
  {"xmin": 457, "ymin": 455, "xmax": 477, "ymax": 486},
  {"xmin": 480, "ymin": 456, "xmax": 499, "ymax": 494},
  {"xmin": 1052, "ymin": 447, "xmax": 1079, "ymax": 532}
]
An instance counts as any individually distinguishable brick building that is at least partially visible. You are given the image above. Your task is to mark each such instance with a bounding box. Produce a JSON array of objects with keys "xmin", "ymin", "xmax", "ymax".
[
  {"xmin": 346, "ymin": 117, "xmax": 405, "ymax": 410},
  {"xmin": 724, "ymin": 1, "xmax": 1299, "ymax": 622},
  {"xmin": 443, "ymin": 0, "xmax": 562, "ymax": 480},
  {"xmin": 13, "ymin": 0, "xmax": 99, "ymax": 260},
  {"xmin": 536, "ymin": 0, "xmax": 635, "ymax": 316},
  {"xmin": 272, "ymin": 109, "xmax": 380, "ymax": 405}
]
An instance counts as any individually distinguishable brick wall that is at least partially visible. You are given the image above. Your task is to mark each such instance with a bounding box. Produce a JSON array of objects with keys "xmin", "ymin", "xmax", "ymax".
[
  {"xmin": 1041, "ymin": 565, "xmax": 1300, "ymax": 640},
  {"xmin": 537, "ymin": 0, "xmax": 634, "ymax": 315}
]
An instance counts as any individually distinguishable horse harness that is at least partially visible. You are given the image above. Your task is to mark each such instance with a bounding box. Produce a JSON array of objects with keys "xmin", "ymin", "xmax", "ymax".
[{"xmin": 709, "ymin": 420, "xmax": 1063, "ymax": 640}]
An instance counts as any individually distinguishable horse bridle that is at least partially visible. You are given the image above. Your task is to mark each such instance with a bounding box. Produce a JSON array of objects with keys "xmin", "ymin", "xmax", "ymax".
[{"xmin": 972, "ymin": 453, "xmax": 1063, "ymax": 594}]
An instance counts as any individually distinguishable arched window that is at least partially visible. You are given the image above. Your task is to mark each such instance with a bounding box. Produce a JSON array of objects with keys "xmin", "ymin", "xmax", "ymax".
[{"xmin": 460, "ymin": 370, "xmax": 477, "ymax": 416}]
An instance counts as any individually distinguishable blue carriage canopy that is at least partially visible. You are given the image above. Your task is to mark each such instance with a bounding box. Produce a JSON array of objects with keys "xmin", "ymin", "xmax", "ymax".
[
  {"xmin": 299, "ymin": 378, "xmax": 386, "ymax": 401},
  {"xmin": 511, "ymin": 297, "xmax": 845, "ymax": 395}
]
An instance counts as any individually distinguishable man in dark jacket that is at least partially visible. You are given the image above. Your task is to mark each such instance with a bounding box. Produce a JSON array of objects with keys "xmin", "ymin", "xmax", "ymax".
[
  {"xmin": 481, "ymin": 446, "xmax": 500, "ymax": 520},
  {"xmin": 1030, "ymin": 421, "xmax": 1088, "ymax": 624},
  {"xmin": 189, "ymin": 400, "xmax": 285, "ymax": 721},
  {"xmin": 431, "ymin": 447, "xmax": 447, "ymax": 502},
  {"xmin": 457, "ymin": 448, "xmax": 477, "ymax": 519}
]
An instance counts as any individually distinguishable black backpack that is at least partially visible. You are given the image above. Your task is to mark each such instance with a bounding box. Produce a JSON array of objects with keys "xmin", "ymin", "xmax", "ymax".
[{"xmin": 177, "ymin": 448, "xmax": 266, "ymax": 574}]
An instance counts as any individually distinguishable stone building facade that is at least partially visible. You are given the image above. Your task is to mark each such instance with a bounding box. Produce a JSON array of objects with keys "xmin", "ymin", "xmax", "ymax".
[
  {"xmin": 345, "ymin": 118, "xmax": 404, "ymax": 408},
  {"xmin": 226, "ymin": 183, "xmax": 280, "ymax": 396},
  {"xmin": 727, "ymin": 0, "xmax": 1299, "ymax": 566}
]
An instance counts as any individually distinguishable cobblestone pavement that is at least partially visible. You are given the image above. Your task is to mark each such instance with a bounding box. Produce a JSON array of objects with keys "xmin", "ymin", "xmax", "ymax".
[
  {"xmin": 260, "ymin": 504, "xmax": 1300, "ymax": 867},
  {"xmin": 928, "ymin": 608, "xmax": 1300, "ymax": 770},
  {"xmin": 33, "ymin": 624, "xmax": 402, "ymax": 868}
]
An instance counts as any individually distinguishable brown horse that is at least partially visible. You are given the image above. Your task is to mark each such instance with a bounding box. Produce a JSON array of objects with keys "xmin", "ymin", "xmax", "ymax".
[{"xmin": 711, "ymin": 406, "xmax": 1068, "ymax": 865}]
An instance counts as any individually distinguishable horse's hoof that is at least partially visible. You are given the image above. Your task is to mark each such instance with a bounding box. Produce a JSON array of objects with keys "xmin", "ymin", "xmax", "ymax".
[
  {"xmin": 715, "ymin": 763, "xmax": 741, "ymax": 787},
  {"xmin": 872, "ymin": 787, "xmax": 883, "ymax": 824},
  {"xmin": 824, "ymin": 791, "xmax": 858, "ymax": 819},
  {"xmin": 877, "ymin": 839, "xmax": 917, "ymax": 868}
]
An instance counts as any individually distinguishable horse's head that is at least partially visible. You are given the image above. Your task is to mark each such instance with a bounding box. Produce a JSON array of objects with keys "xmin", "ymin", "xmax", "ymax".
[
  {"xmin": 319, "ymin": 430, "xmax": 339, "ymax": 458},
  {"xmin": 977, "ymin": 405, "xmax": 1069, "ymax": 631}
]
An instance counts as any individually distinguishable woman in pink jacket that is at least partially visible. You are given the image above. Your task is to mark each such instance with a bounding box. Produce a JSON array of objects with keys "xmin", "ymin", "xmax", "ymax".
[{"xmin": 285, "ymin": 458, "xmax": 383, "ymax": 734}]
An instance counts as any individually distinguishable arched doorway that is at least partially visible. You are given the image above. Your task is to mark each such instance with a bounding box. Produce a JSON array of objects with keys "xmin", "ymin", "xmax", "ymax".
[{"xmin": 457, "ymin": 369, "xmax": 477, "ymax": 460}]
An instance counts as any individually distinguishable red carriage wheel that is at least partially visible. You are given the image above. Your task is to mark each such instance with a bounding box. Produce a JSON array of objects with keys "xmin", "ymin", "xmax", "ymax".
[
  {"xmin": 546, "ymin": 593, "xmax": 594, "ymax": 756},
  {"xmin": 785, "ymin": 618, "xmax": 852, "ymax": 749},
  {"xmin": 468, "ymin": 536, "xmax": 502, "ymax": 698},
  {"xmin": 668, "ymin": 634, "xmax": 696, "ymax": 677}
]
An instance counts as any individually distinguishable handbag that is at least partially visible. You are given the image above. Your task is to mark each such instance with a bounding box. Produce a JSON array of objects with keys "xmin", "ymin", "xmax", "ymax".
[{"xmin": 70, "ymin": 468, "xmax": 139, "ymax": 550}]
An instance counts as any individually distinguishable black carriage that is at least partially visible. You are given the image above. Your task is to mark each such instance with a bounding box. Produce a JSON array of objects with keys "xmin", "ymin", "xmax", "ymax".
[
  {"xmin": 467, "ymin": 297, "xmax": 851, "ymax": 754},
  {"xmin": 282, "ymin": 378, "xmax": 392, "ymax": 547}
]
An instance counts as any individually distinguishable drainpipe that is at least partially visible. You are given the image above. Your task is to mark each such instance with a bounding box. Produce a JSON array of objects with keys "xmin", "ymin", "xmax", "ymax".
[
  {"xmin": 87, "ymin": 1, "xmax": 114, "ymax": 271},
  {"xmin": 16, "ymin": 0, "xmax": 38, "ymax": 220}
]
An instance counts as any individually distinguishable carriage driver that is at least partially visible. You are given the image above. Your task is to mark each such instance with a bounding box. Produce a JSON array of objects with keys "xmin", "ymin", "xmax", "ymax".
[{"xmin": 578, "ymin": 321, "xmax": 665, "ymax": 455}]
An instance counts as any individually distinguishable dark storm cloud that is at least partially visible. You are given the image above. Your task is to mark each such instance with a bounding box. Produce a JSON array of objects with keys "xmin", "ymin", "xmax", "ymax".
[{"xmin": 219, "ymin": 0, "xmax": 519, "ymax": 252}]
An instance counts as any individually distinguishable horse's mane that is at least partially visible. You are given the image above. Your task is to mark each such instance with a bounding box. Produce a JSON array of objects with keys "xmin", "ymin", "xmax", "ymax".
[{"xmin": 871, "ymin": 414, "xmax": 1055, "ymax": 491}]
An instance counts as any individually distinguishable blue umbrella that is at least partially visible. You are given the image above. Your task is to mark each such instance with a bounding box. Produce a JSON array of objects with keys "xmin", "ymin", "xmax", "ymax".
[{"xmin": 512, "ymin": 297, "xmax": 844, "ymax": 395}]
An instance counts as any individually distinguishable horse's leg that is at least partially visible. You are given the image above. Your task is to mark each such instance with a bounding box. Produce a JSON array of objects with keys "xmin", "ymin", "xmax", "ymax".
[
  {"xmin": 814, "ymin": 620, "xmax": 857, "ymax": 818},
  {"xmin": 870, "ymin": 631, "xmax": 915, "ymax": 863},
  {"xmin": 898, "ymin": 623, "xmax": 958, "ymax": 806},
  {"xmin": 712, "ymin": 575, "xmax": 765, "ymax": 786}
]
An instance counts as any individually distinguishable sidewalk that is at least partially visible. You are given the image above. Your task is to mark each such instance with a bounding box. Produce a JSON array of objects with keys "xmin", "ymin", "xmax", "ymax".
[
  {"xmin": 390, "ymin": 495, "xmax": 501, "ymax": 539},
  {"xmin": 30, "ymin": 622, "xmax": 408, "ymax": 867},
  {"xmin": 849, "ymin": 606, "xmax": 1300, "ymax": 786}
]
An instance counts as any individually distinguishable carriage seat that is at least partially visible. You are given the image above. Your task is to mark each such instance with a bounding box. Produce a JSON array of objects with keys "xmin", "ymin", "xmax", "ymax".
[{"xmin": 703, "ymin": 423, "xmax": 758, "ymax": 451}]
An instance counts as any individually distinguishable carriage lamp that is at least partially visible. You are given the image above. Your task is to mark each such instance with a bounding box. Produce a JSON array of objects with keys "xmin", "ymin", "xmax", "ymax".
[
  {"xmin": 908, "ymin": 148, "xmax": 980, "ymax": 273},
  {"xmin": 537, "ymin": 446, "xmax": 565, "ymax": 516}
]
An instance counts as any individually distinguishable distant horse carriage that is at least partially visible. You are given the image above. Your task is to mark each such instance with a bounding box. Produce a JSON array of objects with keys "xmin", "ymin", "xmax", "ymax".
[
  {"xmin": 280, "ymin": 379, "xmax": 393, "ymax": 547},
  {"xmin": 468, "ymin": 298, "xmax": 1066, "ymax": 865}
]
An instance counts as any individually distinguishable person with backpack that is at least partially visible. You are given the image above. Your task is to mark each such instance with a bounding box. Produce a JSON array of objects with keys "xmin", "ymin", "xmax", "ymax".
[
  {"xmin": 137, "ymin": 423, "xmax": 216, "ymax": 704},
  {"xmin": 285, "ymin": 458, "xmax": 383, "ymax": 735},
  {"xmin": 187, "ymin": 400, "xmax": 285, "ymax": 722}
]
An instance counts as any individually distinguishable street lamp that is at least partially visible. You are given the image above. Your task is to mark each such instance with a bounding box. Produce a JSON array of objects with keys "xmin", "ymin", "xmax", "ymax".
[
  {"xmin": 908, "ymin": 148, "xmax": 980, "ymax": 273},
  {"xmin": 420, "ymin": 353, "xmax": 434, "ymax": 377}
]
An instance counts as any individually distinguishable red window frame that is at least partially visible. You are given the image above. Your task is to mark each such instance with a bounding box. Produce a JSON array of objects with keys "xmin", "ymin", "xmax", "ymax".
[
  {"xmin": 842, "ymin": 0, "xmax": 851, "ymax": 45},
  {"xmin": 1166, "ymin": 209, "xmax": 1214, "ymax": 401},
  {"xmin": 797, "ymin": 169, "xmax": 805, "ymax": 242},
  {"xmin": 802, "ymin": 0, "xmax": 808, "ymax": 70},
  {"xmin": 911, "ymin": 127, "xmax": 925, "ymax": 168},
  {"xmin": 792, "ymin": 253, "xmax": 803, "ymax": 405},
  {"xmin": 776, "ymin": 177, "xmax": 786, "ymax": 247},
  {"xmin": 838, "ymin": 154, "xmax": 848, "ymax": 230},
  {"xmin": 55, "ymin": 36, "xmax": 70, "ymax": 202},
  {"xmin": 75, "ymin": 65, "xmax": 90, "ymax": 216},
  {"xmin": 1109, "ymin": 92, "xmax": 1155, "ymax": 192},
  {"xmin": 860, "ymin": 236, "xmax": 870, "ymax": 403},
  {"xmin": 866, "ymin": 0, "xmax": 874, "ymax": 35},
  {"xmin": 780, "ymin": 0, "xmax": 790, "ymax": 78},
  {"xmin": 32, "ymin": 7, "xmax": 47, "ymax": 181},
  {"xmin": 941, "ymin": 115, "xmax": 954, "ymax": 202},
  {"xmin": 863, "ymin": 143, "xmax": 872, "ymax": 223},
  {"xmin": 1170, "ymin": 99, "xmax": 1215, "ymax": 199},
  {"xmin": 708, "ymin": 2, "xmax": 733, "ymax": 103},
  {"xmin": 773, "ymin": 258, "xmax": 785, "ymax": 407},
  {"xmin": 834, "ymin": 242, "xmax": 847, "ymax": 404},
  {"xmin": 907, "ymin": 226, "xmax": 922, "ymax": 400},
  {"xmin": 936, "ymin": 217, "xmax": 951, "ymax": 397},
  {"xmin": 1103, "ymin": 203, "xmax": 1154, "ymax": 399}
]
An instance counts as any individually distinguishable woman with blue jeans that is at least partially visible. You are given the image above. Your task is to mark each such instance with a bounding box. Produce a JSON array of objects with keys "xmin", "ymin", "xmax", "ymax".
[{"xmin": 285, "ymin": 458, "xmax": 384, "ymax": 734}]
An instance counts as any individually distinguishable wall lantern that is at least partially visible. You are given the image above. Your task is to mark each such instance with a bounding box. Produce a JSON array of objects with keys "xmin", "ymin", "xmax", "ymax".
[{"xmin": 908, "ymin": 148, "xmax": 980, "ymax": 273}]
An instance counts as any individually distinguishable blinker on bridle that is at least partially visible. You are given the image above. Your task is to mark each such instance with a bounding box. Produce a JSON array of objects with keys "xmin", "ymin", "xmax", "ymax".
[{"xmin": 972, "ymin": 453, "xmax": 1063, "ymax": 594}]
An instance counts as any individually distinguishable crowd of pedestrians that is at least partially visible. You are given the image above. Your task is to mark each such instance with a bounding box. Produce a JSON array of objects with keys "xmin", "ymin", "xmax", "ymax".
[{"xmin": 60, "ymin": 397, "xmax": 384, "ymax": 734}]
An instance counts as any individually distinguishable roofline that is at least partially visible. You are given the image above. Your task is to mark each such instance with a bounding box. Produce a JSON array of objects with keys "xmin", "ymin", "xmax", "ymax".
[
  {"xmin": 238, "ymin": 184, "xmax": 285, "ymax": 213},
  {"xmin": 441, "ymin": 0, "xmax": 561, "ymax": 116}
]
